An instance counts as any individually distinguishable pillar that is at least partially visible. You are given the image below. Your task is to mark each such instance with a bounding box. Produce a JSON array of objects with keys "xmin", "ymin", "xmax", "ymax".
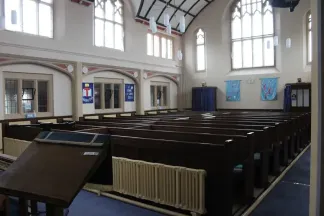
[
  {"xmin": 309, "ymin": 0, "xmax": 323, "ymax": 215},
  {"xmin": 72, "ymin": 62, "xmax": 83, "ymax": 121},
  {"xmin": 136, "ymin": 70, "xmax": 145, "ymax": 115}
]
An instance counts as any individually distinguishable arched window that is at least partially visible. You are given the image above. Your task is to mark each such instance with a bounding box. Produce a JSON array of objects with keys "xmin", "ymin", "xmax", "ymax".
[
  {"xmin": 306, "ymin": 11, "xmax": 312, "ymax": 63},
  {"xmin": 196, "ymin": 29, "xmax": 206, "ymax": 71},
  {"xmin": 94, "ymin": 0, "xmax": 124, "ymax": 51},
  {"xmin": 231, "ymin": 0, "xmax": 275, "ymax": 69}
]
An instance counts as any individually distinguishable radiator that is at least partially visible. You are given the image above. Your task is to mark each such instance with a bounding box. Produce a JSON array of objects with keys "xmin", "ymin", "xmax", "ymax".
[{"xmin": 112, "ymin": 157, "xmax": 206, "ymax": 215}]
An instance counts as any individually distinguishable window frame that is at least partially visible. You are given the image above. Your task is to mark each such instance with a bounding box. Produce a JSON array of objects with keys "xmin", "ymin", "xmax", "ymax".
[
  {"xmin": 150, "ymin": 82, "xmax": 169, "ymax": 109},
  {"xmin": 94, "ymin": 78, "xmax": 124, "ymax": 113},
  {"xmin": 3, "ymin": 72, "xmax": 53, "ymax": 119},
  {"xmin": 230, "ymin": 0, "xmax": 276, "ymax": 71},
  {"xmin": 3, "ymin": 0, "xmax": 54, "ymax": 38},
  {"xmin": 195, "ymin": 28, "xmax": 207, "ymax": 72},
  {"xmin": 306, "ymin": 10, "xmax": 312, "ymax": 65},
  {"xmin": 94, "ymin": 0, "xmax": 125, "ymax": 51},
  {"xmin": 147, "ymin": 32, "xmax": 174, "ymax": 60}
]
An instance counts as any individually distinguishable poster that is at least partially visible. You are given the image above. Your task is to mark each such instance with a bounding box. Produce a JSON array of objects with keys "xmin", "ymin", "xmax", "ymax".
[
  {"xmin": 82, "ymin": 82, "xmax": 94, "ymax": 104},
  {"xmin": 225, "ymin": 80, "xmax": 241, "ymax": 101},
  {"xmin": 260, "ymin": 78, "xmax": 278, "ymax": 101},
  {"xmin": 125, "ymin": 83, "xmax": 134, "ymax": 102}
]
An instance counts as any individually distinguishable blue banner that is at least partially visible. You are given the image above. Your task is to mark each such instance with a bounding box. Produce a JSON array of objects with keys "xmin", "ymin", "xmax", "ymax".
[
  {"xmin": 82, "ymin": 82, "xmax": 94, "ymax": 104},
  {"xmin": 261, "ymin": 78, "xmax": 278, "ymax": 101},
  {"xmin": 226, "ymin": 80, "xmax": 241, "ymax": 101},
  {"xmin": 125, "ymin": 84, "xmax": 135, "ymax": 102}
]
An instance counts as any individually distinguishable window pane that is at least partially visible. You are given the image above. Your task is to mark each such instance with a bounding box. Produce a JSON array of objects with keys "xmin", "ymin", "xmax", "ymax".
[
  {"xmin": 41, "ymin": 0, "xmax": 53, "ymax": 3},
  {"xmin": 196, "ymin": 29, "xmax": 205, "ymax": 45},
  {"xmin": 231, "ymin": 17, "xmax": 241, "ymax": 39},
  {"xmin": 252, "ymin": 11, "xmax": 262, "ymax": 36},
  {"xmin": 104, "ymin": 0, "xmax": 113, "ymax": 20},
  {"xmin": 94, "ymin": 83, "xmax": 101, "ymax": 109},
  {"xmin": 114, "ymin": 24, "xmax": 124, "ymax": 50},
  {"xmin": 163, "ymin": 86, "xmax": 167, "ymax": 106},
  {"xmin": 151, "ymin": 86, "xmax": 155, "ymax": 107},
  {"xmin": 242, "ymin": 40, "xmax": 252, "ymax": 68},
  {"xmin": 104, "ymin": 21, "xmax": 114, "ymax": 48},
  {"xmin": 197, "ymin": 45, "xmax": 205, "ymax": 71},
  {"xmin": 95, "ymin": 0, "xmax": 104, "ymax": 18},
  {"xmin": 114, "ymin": 84, "xmax": 120, "ymax": 108},
  {"xmin": 115, "ymin": 7, "xmax": 123, "ymax": 24},
  {"xmin": 308, "ymin": 31, "xmax": 312, "ymax": 63},
  {"xmin": 5, "ymin": 0, "xmax": 22, "ymax": 32},
  {"xmin": 5, "ymin": 79, "xmax": 18, "ymax": 114},
  {"xmin": 263, "ymin": 11, "xmax": 273, "ymax": 35},
  {"xmin": 22, "ymin": 80, "xmax": 35, "ymax": 113},
  {"xmin": 104, "ymin": 84, "xmax": 112, "ymax": 109},
  {"xmin": 242, "ymin": 14, "xmax": 252, "ymax": 38},
  {"xmin": 23, "ymin": 0, "xmax": 37, "ymax": 35},
  {"xmin": 154, "ymin": 35, "xmax": 160, "ymax": 57},
  {"xmin": 232, "ymin": 41, "xmax": 242, "ymax": 69},
  {"xmin": 253, "ymin": 39, "xmax": 263, "ymax": 67},
  {"xmin": 147, "ymin": 34, "xmax": 153, "ymax": 56},
  {"xmin": 95, "ymin": 19, "xmax": 104, "ymax": 47},
  {"xmin": 264, "ymin": 37, "xmax": 274, "ymax": 66},
  {"xmin": 38, "ymin": 81, "xmax": 48, "ymax": 112},
  {"xmin": 167, "ymin": 39, "xmax": 173, "ymax": 59},
  {"xmin": 39, "ymin": 3, "xmax": 53, "ymax": 38},
  {"xmin": 161, "ymin": 37, "xmax": 167, "ymax": 58}
]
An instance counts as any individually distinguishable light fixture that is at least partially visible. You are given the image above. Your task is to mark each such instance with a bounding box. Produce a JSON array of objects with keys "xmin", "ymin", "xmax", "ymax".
[
  {"xmin": 273, "ymin": 36, "xmax": 279, "ymax": 46},
  {"xmin": 164, "ymin": 13, "xmax": 170, "ymax": 26},
  {"xmin": 177, "ymin": 50, "xmax": 183, "ymax": 61},
  {"xmin": 165, "ymin": 24, "xmax": 172, "ymax": 35},
  {"xmin": 179, "ymin": 15, "xmax": 185, "ymax": 33},
  {"xmin": 149, "ymin": 17, "xmax": 157, "ymax": 34},
  {"xmin": 286, "ymin": 38, "xmax": 292, "ymax": 48}
]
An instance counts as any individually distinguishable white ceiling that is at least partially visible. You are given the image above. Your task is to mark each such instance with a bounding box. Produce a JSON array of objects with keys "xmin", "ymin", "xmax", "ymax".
[{"xmin": 131, "ymin": 0, "xmax": 214, "ymax": 33}]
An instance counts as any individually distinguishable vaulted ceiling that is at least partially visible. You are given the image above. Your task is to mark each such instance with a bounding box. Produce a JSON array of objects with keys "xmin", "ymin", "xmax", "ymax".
[{"xmin": 131, "ymin": 0, "xmax": 214, "ymax": 33}]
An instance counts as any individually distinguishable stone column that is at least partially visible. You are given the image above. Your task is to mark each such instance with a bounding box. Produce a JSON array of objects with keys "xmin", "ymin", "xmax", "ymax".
[{"xmin": 72, "ymin": 62, "xmax": 83, "ymax": 121}]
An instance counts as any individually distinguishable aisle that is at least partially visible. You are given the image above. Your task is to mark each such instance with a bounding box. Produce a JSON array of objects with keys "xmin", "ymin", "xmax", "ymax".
[{"xmin": 250, "ymin": 147, "xmax": 310, "ymax": 216}]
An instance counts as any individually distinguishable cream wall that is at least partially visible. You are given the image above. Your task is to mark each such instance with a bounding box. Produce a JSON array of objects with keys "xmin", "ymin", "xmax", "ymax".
[
  {"xmin": 183, "ymin": 0, "xmax": 311, "ymax": 109},
  {"xmin": 144, "ymin": 76, "xmax": 178, "ymax": 111},
  {"xmin": 82, "ymin": 71, "xmax": 136, "ymax": 114},
  {"xmin": 0, "ymin": 64, "xmax": 72, "ymax": 119},
  {"xmin": 0, "ymin": 0, "xmax": 182, "ymax": 74}
]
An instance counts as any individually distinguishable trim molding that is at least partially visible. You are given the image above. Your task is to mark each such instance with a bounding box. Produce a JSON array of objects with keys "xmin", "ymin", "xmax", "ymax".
[{"xmin": 0, "ymin": 42, "xmax": 179, "ymax": 70}]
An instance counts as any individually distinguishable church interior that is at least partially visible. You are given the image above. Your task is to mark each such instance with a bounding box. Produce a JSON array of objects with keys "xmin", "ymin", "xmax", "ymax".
[{"xmin": 0, "ymin": 0, "xmax": 322, "ymax": 215}]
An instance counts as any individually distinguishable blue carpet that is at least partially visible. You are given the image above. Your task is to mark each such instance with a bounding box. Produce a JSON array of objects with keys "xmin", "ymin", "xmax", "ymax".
[
  {"xmin": 251, "ymin": 148, "xmax": 310, "ymax": 216},
  {"xmin": 9, "ymin": 190, "xmax": 166, "ymax": 216}
]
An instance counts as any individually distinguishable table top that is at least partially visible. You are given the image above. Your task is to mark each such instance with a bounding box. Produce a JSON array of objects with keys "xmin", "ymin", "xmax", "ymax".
[{"xmin": 0, "ymin": 139, "xmax": 107, "ymax": 207}]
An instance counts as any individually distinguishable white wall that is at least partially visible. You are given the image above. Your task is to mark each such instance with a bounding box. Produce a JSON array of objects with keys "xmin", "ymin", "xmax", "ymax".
[
  {"xmin": 144, "ymin": 76, "xmax": 178, "ymax": 111},
  {"xmin": 0, "ymin": 64, "xmax": 72, "ymax": 118},
  {"xmin": 183, "ymin": 0, "xmax": 311, "ymax": 109},
  {"xmin": 0, "ymin": 0, "xmax": 182, "ymax": 74},
  {"xmin": 82, "ymin": 71, "xmax": 136, "ymax": 114}
]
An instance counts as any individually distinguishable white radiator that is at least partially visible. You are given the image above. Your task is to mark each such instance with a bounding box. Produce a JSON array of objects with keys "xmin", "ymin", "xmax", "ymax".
[{"xmin": 112, "ymin": 157, "xmax": 206, "ymax": 215}]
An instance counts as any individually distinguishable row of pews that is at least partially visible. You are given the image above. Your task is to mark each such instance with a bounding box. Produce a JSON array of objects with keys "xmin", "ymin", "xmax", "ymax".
[{"xmin": 0, "ymin": 111, "xmax": 311, "ymax": 216}]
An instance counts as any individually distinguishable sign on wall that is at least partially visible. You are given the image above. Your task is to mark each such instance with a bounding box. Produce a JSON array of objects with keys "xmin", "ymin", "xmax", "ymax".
[
  {"xmin": 260, "ymin": 78, "xmax": 278, "ymax": 101},
  {"xmin": 125, "ymin": 84, "xmax": 135, "ymax": 102},
  {"xmin": 82, "ymin": 82, "xmax": 94, "ymax": 104},
  {"xmin": 225, "ymin": 80, "xmax": 241, "ymax": 101}
]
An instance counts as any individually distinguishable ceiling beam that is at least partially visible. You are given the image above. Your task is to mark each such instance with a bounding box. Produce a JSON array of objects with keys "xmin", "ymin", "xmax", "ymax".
[
  {"xmin": 157, "ymin": 0, "xmax": 195, "ymax": 17},
  {"xmin": 176, "ymin": 0, "xmax": 200, "ymax": 29},
  {"xmin": 156, "ymin": 0, "xmax": 174, "ymax": 22},
  {"xmin": 144, "ymin": 0, "xmax": 158, "ymax": 17}
]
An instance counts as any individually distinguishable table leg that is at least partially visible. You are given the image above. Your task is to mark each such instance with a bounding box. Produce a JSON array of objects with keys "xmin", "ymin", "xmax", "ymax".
[
  {"xmin": 30, "ymin": 200, "xmax": 38, "ymax": 215},
  {"xmin": 18, "ymin": 198, "xmax": 28, "ymax": 216},
  {"xmin": 46, "ymin": 204, "xmax": 64, "ymax": 216}
]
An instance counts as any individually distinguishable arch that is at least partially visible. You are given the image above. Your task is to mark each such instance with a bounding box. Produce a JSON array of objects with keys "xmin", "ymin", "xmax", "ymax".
[
  {"xmin": 0, "ymin": 60, "xmax": 73, "ymax": 79},
  {"xmin": 147, "ymin": 74, "xmax": 179, "ymax": 86},
  {"xmin": 85, "ymin": 68, "xmax": 139, "ymax": 85}
]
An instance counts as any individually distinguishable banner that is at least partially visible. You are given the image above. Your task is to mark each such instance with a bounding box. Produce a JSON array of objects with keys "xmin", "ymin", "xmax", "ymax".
[
  {"xmin": 125, "ymin": 84, "xmax": 135, "ymax": 102},
  {"xmin": 82, "ymin": 83, "xmax": 94, "ymax": 104},
  {"xmin": 260, "ymin": 78, "xmax": 278, "ymax": 101},
  {"xmin": 226, "ymin": 80, "xmax": 241, "ymax": 101}
]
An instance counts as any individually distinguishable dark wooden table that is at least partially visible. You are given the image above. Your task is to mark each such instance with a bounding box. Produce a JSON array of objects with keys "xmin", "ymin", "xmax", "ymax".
[{"xmin": 0, "ymin": 132, "xmax": 109, "ymax": 216}]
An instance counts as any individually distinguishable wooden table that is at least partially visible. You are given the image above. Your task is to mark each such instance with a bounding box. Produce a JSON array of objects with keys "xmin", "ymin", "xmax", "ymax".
[{"xmin": 0, "ymin": 131, "xmax": 110, "ymax": 216}]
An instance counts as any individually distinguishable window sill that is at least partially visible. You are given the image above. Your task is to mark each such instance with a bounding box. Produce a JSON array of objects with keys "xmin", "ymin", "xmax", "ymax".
[
  {"xmin": 4, "ymin": 112, "xmax": 53, "ymax": 120},
  {"xmin": 228, "ymin": 67, "xmax": 280, "ymax": 76},
  {"xmin": 196, "ymin": 70, "xmax": 206, "ymax": 73},
  {"xmin": 95, "ymin": 108, "xmax": 123, "ymax": 114},
  {"xmin": 2, "ymin": 29, "xmax": 53, "ymax": 40},
  {"xmin": 147, "ymin": 55, "xmax": 174, "ymax": 61}
]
